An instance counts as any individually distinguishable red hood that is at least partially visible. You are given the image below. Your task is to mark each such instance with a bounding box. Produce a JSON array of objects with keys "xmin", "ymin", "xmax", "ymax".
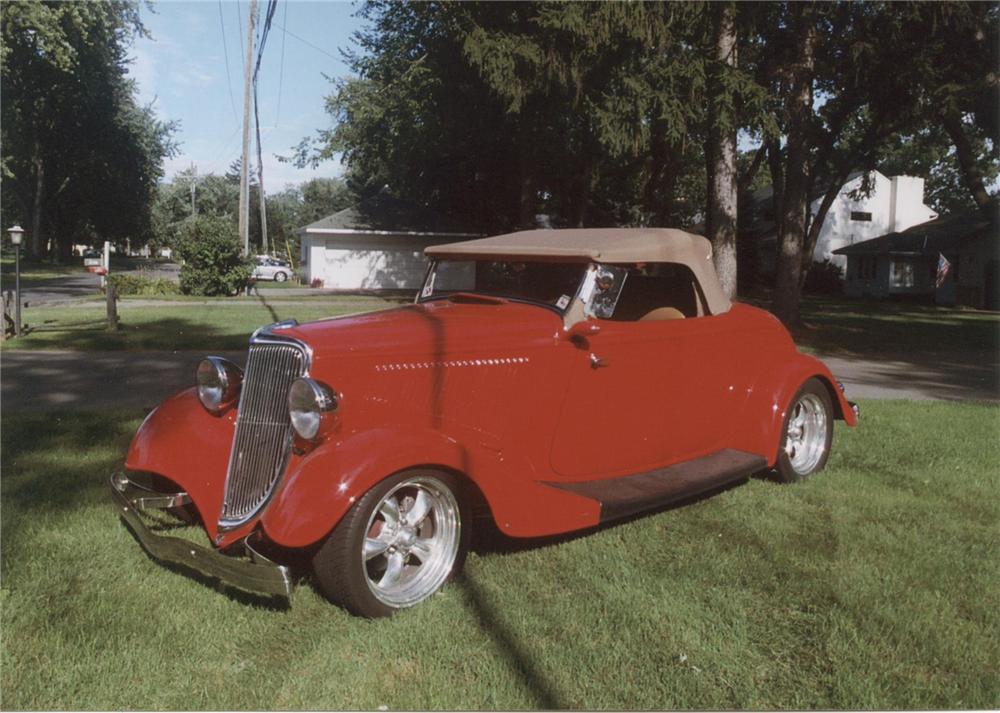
[{"xmin": 277, "ymin": 299, "xmax": 563, "ymax": 362}]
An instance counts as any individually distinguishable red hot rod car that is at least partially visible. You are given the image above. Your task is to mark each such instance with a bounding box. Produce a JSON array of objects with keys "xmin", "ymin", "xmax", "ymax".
[{"xmin": 111, "ymin": 228, "xmax": 858, "ymax": 617}]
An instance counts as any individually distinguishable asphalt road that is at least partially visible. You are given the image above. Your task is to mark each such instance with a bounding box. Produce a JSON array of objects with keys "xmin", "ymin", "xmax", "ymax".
[
  {"xmin": 0, "ymin": 259, "xmax": 182, "ymax": 306},
  {"xmin": 2, "ymin": 348, "xmax": 996, "ymax": 413}
]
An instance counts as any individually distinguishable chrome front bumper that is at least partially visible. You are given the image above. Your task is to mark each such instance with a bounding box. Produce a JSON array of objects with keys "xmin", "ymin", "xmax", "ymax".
[{"xmin": 110, "ymin": 472, "xmax": 292, "ymax": 599}]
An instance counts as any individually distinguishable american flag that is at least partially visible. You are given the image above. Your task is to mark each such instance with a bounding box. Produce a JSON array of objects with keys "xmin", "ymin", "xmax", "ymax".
[{"xmin": 935, "ymin": 253, "xmax": 952, "ymax": 288}]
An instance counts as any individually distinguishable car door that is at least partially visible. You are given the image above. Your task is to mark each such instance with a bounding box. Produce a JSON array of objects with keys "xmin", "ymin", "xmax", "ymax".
[{"xmin": 549, "ymin": 276, "xmax": 743, "ymax": 479}]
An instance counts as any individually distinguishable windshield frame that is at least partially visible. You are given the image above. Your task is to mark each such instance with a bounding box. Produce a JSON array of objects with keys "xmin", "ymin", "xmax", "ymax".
[{"xmin": 416, "ymin": 258, "xmax": 590, "ymax": 316}]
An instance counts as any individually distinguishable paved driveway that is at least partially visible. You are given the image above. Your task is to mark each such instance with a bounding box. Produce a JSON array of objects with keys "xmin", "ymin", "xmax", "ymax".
[{"xmin": 2, "ymin": 348, "xmax": 997, "ymax": 413}]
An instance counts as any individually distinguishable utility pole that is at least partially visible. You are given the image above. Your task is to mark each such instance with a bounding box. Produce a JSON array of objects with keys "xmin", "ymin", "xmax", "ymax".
[{"xmin": 238, "ymin": 0, "xmax": 257, "ymax": 258}]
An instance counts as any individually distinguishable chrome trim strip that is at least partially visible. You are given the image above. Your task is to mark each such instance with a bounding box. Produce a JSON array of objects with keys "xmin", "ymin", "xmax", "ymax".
[
  {"xmin": 110, "ymin": 471, "xmax": 192, "ymax": 510},
  {"xmin": 110, "ymin": 473, "xmax": 292, "ymax": 599}
]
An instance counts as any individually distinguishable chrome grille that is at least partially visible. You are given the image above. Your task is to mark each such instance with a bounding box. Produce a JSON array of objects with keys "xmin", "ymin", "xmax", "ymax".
[{"xmin": 220, "ymin": 339, "xmax": 307, "ymax": 526}]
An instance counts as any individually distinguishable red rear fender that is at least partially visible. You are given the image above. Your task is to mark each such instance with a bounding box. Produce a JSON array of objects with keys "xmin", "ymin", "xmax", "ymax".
[{"xmin": 732, "ymin": 353, "xmax": 857, "ymax": 465}]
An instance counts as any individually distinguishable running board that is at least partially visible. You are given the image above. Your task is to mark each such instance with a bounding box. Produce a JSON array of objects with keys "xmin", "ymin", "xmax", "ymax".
[{"xmin": 544, "ymin": 449, "xmax": 768, "ymax": 523}]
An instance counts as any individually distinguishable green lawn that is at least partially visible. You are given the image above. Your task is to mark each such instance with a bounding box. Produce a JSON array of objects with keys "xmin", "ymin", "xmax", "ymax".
[
  {"xmin": 2, "ymin": 401, "xmax": 997, "ymax": 709},
  {"xmin": 1, "ymin": 298, "xmax": 398, "ymax": 351},
  {"xmin": 782, "ymin": 295, "xmax": 998, "ymax": 359},
  {"xmin": 0, "ymin": 257, "xmax": 85, "ymax": 282}
]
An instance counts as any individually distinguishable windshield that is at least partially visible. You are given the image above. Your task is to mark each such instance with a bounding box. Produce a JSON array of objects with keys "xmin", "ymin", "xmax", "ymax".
[{"xmin": 419, "ymin": 260, "xmax": 587, "ymax": 312}]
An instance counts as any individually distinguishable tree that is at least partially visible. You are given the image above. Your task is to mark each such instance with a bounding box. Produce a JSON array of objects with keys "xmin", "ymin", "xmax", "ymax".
[
  {"xmin": 1, "ymin": 0, "xmax": 177, "ymax": 260},
  {"xmin": 755, "ymin": 2, "xmax": 999, "ymax": 327},
  {"xmin": 175, "ymin": 216, "xmax": 253, "ymax": 296}
]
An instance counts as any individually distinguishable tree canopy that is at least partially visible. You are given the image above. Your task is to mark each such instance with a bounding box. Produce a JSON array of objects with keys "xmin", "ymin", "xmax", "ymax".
[{"xmin": 1, "ymin": 0, "xmax": 177, "ymax": 260}]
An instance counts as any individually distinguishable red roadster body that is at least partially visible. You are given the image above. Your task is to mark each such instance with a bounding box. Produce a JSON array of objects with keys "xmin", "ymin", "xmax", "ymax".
[{"xmin": 112, "ymin": 228, "xmax": 857, "ymax": 617}]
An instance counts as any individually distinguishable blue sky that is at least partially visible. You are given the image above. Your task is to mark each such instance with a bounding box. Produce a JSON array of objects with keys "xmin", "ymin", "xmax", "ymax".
[{"xmin": 130, "ymin": 1, "xmax": 362, "ymax": 189}]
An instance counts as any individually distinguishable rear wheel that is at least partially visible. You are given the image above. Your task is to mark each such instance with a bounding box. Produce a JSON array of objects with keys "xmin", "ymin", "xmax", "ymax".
[
  {"xmin": 312, "ymin": 469, "xmax": 468, "ymax": 617},
  {"xmin": 275, "ymin": 271, "xmax": 288, "ymax": 282},
  {"xmin": 775, "ymin": 378, "xmax": 834, "ymax": 483}
]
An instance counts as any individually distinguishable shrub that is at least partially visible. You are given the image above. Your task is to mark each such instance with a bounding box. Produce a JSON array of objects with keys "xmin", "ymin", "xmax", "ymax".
[
  {"xmin": 310, "ymin": 277, "xmax": 324, "ymax": 288},
  {"xmin": 175, "ymin": 217, "xmax": 254, "ymax": 296},
  {"xmin": 804, "ymin": 259, "xmax": 845, "ymax": 295},
  {"xmin": 106, "ymin": 274, "xmax": 179, "ymax": 296}
]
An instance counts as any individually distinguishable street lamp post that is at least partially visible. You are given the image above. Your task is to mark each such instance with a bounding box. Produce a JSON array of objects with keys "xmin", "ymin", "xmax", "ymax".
[{"xmin": 8, "ymin": 225, "xmax": 23, "ymax": 337}]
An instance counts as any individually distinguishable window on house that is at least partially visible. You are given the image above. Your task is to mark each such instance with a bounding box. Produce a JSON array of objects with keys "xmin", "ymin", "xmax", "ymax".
[
  {"xmin": 890, "ymin": 258, "xmax": 915, "ymax": 288},
  {"xmin": 858, "ymin": 256, "xmax": 876, "ymax": 280},
  {"xmin": 850, "ymin": 211, "xmax": 873, "ymax": 222}
]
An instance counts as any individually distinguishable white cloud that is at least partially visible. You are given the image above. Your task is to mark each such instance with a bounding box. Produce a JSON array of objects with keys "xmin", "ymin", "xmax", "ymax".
[{"xmin": 128, "ymin": 45, "xmax": 157, "ymax": 106}]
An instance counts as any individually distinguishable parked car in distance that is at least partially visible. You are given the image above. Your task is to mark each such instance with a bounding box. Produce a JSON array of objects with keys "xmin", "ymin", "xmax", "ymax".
[
  {"xmin": 111, "ymin": 228, "xmax": 858, "ymax": 617},
  {"xmin": 252, "ymin": 255, "xmax": 293, "ymax": 282}
]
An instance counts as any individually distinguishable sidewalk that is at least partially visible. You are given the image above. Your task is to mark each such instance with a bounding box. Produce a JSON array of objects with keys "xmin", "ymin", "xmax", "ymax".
[{"xmin": 2, "ymin": 349, "xmax": 997, "ymax": 413}]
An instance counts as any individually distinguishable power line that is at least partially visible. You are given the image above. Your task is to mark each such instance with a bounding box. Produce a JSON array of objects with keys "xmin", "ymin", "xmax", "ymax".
[
  {"xmin": 272, "ymin": 22, "xmax": 340, "ymax": 62},
  {"xmin": 217, "ymin": 0, "xmax": 240, "ymax": 125},
  {"xmin": 274, "ymin": 0, "xmax": 288, "ymax": 127},
  {"xmin": 235, "ymin": 0, "xmax": 245, "ymax": 73}
]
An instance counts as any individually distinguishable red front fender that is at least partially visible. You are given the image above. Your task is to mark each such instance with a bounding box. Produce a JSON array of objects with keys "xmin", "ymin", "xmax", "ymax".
[
  {"xmin": 124, "ymin": 388, "xmax": 235, "ymax": 542},
  {"xmin": 261, "ymin": 424, "xmax": 602, "ymax": 548}
]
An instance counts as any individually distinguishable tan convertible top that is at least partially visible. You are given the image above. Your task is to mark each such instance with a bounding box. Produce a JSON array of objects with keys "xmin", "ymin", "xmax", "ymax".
[{"xmin": 426, "ymin": 228, "xmax": 731, "ymax": 315}]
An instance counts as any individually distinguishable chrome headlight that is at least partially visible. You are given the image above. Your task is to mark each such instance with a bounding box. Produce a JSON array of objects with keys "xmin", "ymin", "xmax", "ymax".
[
  {"xmin": 196, "ymin": 357, "xmax": 243, "ymax": 414},
  {"xmin": 288, "ymin": 377, "xmax": 338, "ymax": 440}
]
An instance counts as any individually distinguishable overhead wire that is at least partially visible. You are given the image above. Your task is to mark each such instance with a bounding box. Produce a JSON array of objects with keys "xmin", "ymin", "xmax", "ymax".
[
  {"xmin": 272, "ymin": 22, "xmax": 340, "ymax": 62},
  {"xmin": 274, "ymin": 0, "xmax": 287, "ymax": 127},
  {"xmin": 217, "ymin": 0, "xmax": 240, "ymax": 125}
]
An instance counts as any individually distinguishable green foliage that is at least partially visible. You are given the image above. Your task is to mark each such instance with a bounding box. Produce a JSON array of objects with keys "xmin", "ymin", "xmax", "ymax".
[
  {"xmin": 174, "ymin": 217, "xmax": 253, "ymax": 296},
  {"xmin": 151, "ymin": 173, "xmax": 352, "ymax": 267},
  {"xmin": 106, "ymin": 273, "xmax": 179, "ymax": 296},
  {"xmin": 0, "ymin": 0, "xmax": 177, "ymax": 260}
]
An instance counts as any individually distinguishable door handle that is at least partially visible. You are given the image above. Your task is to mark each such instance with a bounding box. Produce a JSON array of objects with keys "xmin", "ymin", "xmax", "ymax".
[{"xmin": 589, "ymin": 353, "xmax": 609, "ymax": 369}]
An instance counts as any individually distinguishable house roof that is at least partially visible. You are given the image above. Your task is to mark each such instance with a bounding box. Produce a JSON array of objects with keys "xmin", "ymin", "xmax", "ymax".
[
  {"xmin": 425, "ymin": 228, "xmax": 731, "ymax": 315},
  {"xmin": 297, "ymin": 191, "xmax": 478, "ymax": 237},
  {"xmin": 833, "ymin": 206, "xmax": 998, "ymax": 257}
]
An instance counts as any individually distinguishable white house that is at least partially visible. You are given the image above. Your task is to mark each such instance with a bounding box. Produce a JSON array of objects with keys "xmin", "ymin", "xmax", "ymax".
[
  {"xmin": 809, "ymin": 171, "xmax": 939, "ymax": 267},
  {"xmin": 296, "ymin": 199, "xmax": 479, "ymax": 290},
  {"xmin": 748, "ymin": 170, "xmax": 940, "ymax": 273}
]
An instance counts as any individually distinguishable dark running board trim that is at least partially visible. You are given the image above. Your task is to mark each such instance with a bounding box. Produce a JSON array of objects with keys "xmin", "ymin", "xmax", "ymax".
[{"xmin": 544, "ymin": 449, "xmax": 768, "ymax": 523}]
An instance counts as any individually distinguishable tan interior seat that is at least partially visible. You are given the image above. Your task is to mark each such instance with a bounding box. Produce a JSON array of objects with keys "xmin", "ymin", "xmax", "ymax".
[{"xmin": 639, "ymin": 306, "xmax": 685, "ymax": 321}]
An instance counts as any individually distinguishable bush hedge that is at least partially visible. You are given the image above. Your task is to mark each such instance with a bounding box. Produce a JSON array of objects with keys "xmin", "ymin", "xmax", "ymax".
[
  {"xmin": 175, "ymin": 217, "xmax": 254, "ymax": 296},
  {"xmin": 106, "ymin": 274, "xmax": 180, "ymax": 296}
]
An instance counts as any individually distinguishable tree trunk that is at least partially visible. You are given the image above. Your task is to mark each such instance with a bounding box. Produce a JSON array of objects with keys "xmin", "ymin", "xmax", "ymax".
[
  {"xmin": 517, "ymin": 119, "xmax": 535, "ymax": 228},
  {"xmin": 772, "ymin": 5, "xmax": 816, "ymax": 329},
  {"xmin": 766, "ymin": 139, "xmax": 784, "ymax": 242},
  {"xmin": 801, "ymin": 164, "xmax": 853, "ymax": 283},
  {"xmin": 30, "ymin": 148, "xmax": 44, "ymax": 260},
  {"xmin": 706, "ymin": 2, "xmax": 739, "ymax": 299},
  {"xmin": 941, "ymin": 108, "xmax": 996, "ymax": 219}
]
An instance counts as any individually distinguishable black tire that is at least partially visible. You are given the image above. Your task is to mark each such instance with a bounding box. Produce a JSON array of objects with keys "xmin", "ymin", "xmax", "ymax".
[
  {"xmin": 275, "ymin": 271, "xmax": 288, "ymax": 282},
  {"xmin": 774, "ymin": 377, "xmax": 834, "ymax": 483},
  {"xmin": 312, "ymin": 469, "xmax": 469, "ymax": 618}
]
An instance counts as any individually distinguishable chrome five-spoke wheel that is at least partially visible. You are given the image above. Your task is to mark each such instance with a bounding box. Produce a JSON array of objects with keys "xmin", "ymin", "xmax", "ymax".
[
  {"xmin": 776, "ymin": 378, "xmax": 834, "ymax": 483},
  {"xmin": 312, "ymin": 470, "xmax": 467, "ymax": 618},
  {"xmin": 362, "ymin": 476, "xmax": 461, "ymax": 609}
]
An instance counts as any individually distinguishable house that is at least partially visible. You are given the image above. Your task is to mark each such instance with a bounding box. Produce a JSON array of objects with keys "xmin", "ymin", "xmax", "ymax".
[
  {"xmin": 833, "ymin": 206, "xmax": 999, "ymax": 309},
  {"xmin": 296, "ymin": 193, "xmax": 479, "ymax": 290},
  {"xmin": 745, "ymin": 170, "xmax": 939, "ymax": 275}
]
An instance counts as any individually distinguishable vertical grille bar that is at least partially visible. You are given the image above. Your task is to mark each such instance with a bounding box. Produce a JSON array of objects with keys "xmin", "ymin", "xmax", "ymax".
[{"xmin": 220, "ymin": 340, "xmax": 307, "ymax": 526}]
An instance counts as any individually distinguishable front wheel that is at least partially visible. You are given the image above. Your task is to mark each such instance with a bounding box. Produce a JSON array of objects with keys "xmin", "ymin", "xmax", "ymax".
[
  {"xmin": 775, "ymin": 378, "xmax": 834, "ymax": 483},
  {"xmin": 274, "ymin": 271, "xmax": 288, "ymax": 282},
  {"xmin": 312, "ymin": 470, "xmax": 468, "ymax": 617}
]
